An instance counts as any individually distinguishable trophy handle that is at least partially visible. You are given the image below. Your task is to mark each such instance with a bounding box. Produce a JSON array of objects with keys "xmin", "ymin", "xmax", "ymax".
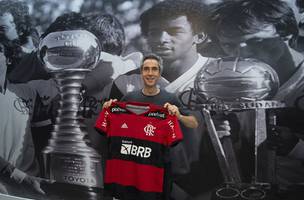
[
  {"xmin": 201, "ymin": 109, "xmax": 241, "ymax": 184},
  {"xmin": 267, "ymin": 111, "xmax": 277, "ymax": 185},
  {"xmin": 255, "ymin": 108, "xmax": 277, "ymax": 186}
]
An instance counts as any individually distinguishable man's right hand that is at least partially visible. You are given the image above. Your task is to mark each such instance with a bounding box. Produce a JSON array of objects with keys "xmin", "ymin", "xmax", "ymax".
[{"xmin": 102, "ymin": 99, "xmax": 117, "ymax": 109}]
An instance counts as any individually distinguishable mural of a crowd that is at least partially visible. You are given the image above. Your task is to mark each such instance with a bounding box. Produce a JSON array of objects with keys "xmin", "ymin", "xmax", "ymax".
[{"xmin": 0, "ymin": 0, "xmax": 304, "ymax": 200}]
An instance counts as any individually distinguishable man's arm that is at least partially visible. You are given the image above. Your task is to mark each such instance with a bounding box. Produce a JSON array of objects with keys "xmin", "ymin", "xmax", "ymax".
[
  {"xmin": 178, "ymin": 114, "xmax": 199, "ymax": 129},
  {"xmin": 164, "ymin": 102, "xmax": 198, "ymax": 128},
  {"xmin": 0, "ymin": 157, "xmax": 48, "ymax": 194}
]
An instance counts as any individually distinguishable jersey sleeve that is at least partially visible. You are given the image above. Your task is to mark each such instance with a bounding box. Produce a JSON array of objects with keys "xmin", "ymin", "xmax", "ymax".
[
  {"xmin": 166, "ymin": 115, "xmax": 183, "ymax": 146},
  {"xmin": 95, "ymin": 107, "xmax": 111, "ymax": 135}
]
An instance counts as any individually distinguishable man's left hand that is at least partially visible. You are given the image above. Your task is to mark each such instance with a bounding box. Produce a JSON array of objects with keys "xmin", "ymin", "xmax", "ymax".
[{"xmin": 164, "ymin": 102, "xmax": 181, "ymax": 119}]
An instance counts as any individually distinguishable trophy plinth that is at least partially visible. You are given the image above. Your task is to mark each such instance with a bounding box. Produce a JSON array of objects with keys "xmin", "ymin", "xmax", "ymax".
[
  {"xmin": 39, "ymin": 30, "xmax": 103, "ymax": 197},
  {"xmin": 190, "ymin": 57, "xmax": 284, "ymax": 199}
]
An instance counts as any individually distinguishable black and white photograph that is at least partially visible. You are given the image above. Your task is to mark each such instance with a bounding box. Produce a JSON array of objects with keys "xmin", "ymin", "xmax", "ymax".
[{"xmin": 0, "ymin": 0, "xmax": 304, "ymax": 200}]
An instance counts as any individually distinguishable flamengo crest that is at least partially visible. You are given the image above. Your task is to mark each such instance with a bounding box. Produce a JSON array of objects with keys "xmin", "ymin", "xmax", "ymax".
[{"xmin": 144, "ymin": 124, "xmax": 156, "ymax": 136}]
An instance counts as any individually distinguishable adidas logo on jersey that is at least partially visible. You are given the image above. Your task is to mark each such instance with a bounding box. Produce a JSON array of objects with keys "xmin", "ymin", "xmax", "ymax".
[
  {"xmin": 121, "ymin": 123, "xmax": 128, "ymax": 128},
  {"xmin": 120, "ymin": 141, "xmax": 152, "ymax": 158}
]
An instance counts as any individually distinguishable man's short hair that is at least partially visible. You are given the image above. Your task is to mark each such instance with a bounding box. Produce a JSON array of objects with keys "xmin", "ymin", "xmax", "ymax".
[
  {"xmin": 141, "ymin": 53, "xmax": 163, "ymax": 74},
  {"xmin": 41, "ymin": 12, "xmax": 90, "ymax": 38},
  {"xmin": 207, "ymin": 0, "xmax": 298, "ymax": 39},
  {"xmin": 140, "ymin": 0, "xmax": 207, "ymax": 36},
  {"xmin": 86, "ymin": 13, "xmax": 125, "ymax": 55}
]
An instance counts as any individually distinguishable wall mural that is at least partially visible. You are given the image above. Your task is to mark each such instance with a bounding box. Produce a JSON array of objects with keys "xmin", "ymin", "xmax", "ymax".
[{"xmin": 0, "ymin": 0, "xmax": 303, "ymax": 200}]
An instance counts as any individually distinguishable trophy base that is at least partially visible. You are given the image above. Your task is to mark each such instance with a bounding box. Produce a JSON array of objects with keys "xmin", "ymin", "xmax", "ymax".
[
  {"xmin": 41, "ymin": 182, "xmax": 104, "ymax": 200},
  {"xmin": 211, "ymin": 182, "xmax": 276, "ymax": 200},
  {"xmin": 42, "ymin": 151, "xmax": 103, "ymax": 188}
]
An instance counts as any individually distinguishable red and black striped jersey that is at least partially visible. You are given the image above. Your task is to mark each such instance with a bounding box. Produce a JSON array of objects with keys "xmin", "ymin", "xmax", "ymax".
[{"xmin": 95, "ymin": 101, "xmax": 183, "ymax": 200}]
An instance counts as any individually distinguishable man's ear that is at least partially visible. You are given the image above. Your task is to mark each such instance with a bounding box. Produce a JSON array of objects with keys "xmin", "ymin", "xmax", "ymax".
[{"xmin": 194, "ymin": 32, "xmax": 207, "ymax": 45}]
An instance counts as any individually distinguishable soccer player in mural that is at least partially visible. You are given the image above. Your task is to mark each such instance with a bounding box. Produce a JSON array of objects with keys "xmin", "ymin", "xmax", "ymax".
[
  {"xmin": 207, "ymin": 0, "xmax": 304, "ymax": 197},
  {"xmin": 284, "ymin": 0, "xmax": 304, "ymax": 53},
  {"xmin": 82, "ymin": 12, "xmax": 142, "ymax": 103},
  {"xmin": 109, "ymin": 0, "xmax": 212, "ymax": 99},
  {"xmin": 0, "ymin": 12, "xmax": 92, "ymax": 197},
  {"xmin": 83, "ymin": 13, "xmax": 138, "ymax": 95},
  {"xmin": 0, "ymin": 43, "xmax": 51, "ymax": 196},
  {"xmin": 0, "ymin": 3, "xmax": 64, "ymax": 198},
  {"xmin": 81, "ymin": 13, "xmax": 143, "ymax": 168},
  {"xmin": 0, "ymin": 0, "xmax": 49, "ymax": 83}
]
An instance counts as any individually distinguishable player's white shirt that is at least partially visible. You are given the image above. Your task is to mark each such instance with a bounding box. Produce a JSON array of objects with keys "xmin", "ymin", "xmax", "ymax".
[
  {"xmin": 0, "ymin": 82, "xmax": 39, "ymax": 176},
  {"xmin": 163, "ymin": 54, "xmax": 211, "ymax": 163},
  {"xmin": 165, "ymin": 54, "xmax": 211, "ymax": 94},
  {"xmin": 0, "ymin": 78, "xmax": 57, "ymax": 176}
]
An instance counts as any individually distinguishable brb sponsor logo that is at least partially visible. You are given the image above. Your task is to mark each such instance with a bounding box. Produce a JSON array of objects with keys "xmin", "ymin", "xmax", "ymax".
[{"xmin": 120, "ymin": 140, "xmax": 152, "ymax": 158}]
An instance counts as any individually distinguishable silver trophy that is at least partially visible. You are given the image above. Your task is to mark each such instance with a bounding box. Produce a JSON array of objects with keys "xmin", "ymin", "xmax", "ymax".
[
  {"xmin": 191, "ymin": 57, "xmax": 284, "ymax": 199},
  {"xmin": 39, "ymin": 30, "xmax": 103, "ymax": 189}
]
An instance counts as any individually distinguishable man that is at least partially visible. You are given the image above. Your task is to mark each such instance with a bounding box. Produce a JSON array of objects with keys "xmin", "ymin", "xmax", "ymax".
[
  {"xmin": 207, "ymin": 0, "xmax": 304, "ymax": 195},
  {"xmin": 107, "ymin": 1, "xmax": 225, "ymax": 199},
  {"xmin": 102, "ymin": 53, "xmax": 198, "ymax": 199},
  {"xmin": 104, "ymin": 54, "xmax": 198, "ymax": 129},
  {"xmin": 109, "ymin": 0, "xmax": 212, "ymax": 167},
  {"xmin": 107, "ymin": 1, "xmax": 224, "ymax": 199}
]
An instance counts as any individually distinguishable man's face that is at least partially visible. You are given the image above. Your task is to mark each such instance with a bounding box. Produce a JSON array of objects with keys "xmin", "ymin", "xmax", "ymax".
[
  {"xmin": 141, "ymin": 58, "xmax": 161, "ymax": 88},
  {"xmin": 146, "ymin": 15, "xmax": 198, "ymax": 62},
  {"xmin": 0, "ymin": 12, "xmax": 19, "ymax": 41},
  {"xmin": 217, "ymin": 25, "xmax": 286, "ymax": 68}
]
